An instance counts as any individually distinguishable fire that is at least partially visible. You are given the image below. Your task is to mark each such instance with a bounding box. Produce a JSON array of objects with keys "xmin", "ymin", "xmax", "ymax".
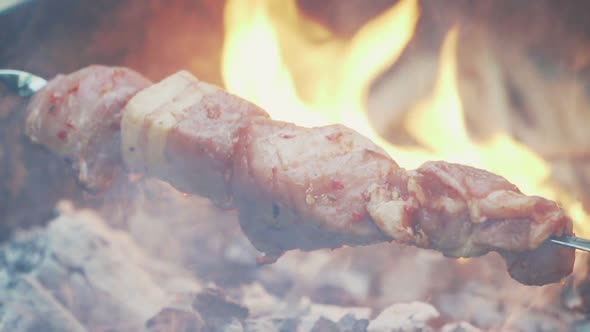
[
  {"xmin": 221, "ymin": 0, "xmax": 589, "ymax": 237},
  {"xmin": 222, "ymin": 0, "xmax": 431, "ymax": 166}
]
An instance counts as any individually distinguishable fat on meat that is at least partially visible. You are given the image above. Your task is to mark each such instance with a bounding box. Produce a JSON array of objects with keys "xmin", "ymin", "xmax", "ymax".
[{"xmin": 121, "ymin": 71, "xmax": 269, "ymax": 207}]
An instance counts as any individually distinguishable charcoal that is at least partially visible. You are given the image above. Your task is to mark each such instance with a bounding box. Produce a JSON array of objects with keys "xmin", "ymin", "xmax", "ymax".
[
  {"xmin": 0, "ymin": 229, "xmax": 86, "ymax": 332},
  {"xmin": 0, "ymin": 229, "xmax": 47, "ymax": 276},
  {"xmin": 338, "ymin": 314, "xmax": 369, "ymax": 332},
  {"xmin": 0, "ymin": 277, "xmax": 87, "ymax": 332},
  {"xmin": 311, "ymin": 317, "xmax": 340, "ymax": 332},
  {"xmin": 205, "ymin": 317, "xmax": 244, "ymax": 332},
  {"xmin": 307, "ymin": 313, "xmax": 369, "ymax": 332},
  {"xmin": 0, "ymin": 205, "xmax": 202, "ymax": 332},
  {"xmin": 145, "ymin": 307, "xmax": 205, "ymax": 332},
  {"xmin": 436, "ymin": 281, "xmax": 578, "ymax": 331},
  {"xmin": 193, "ymin": 288, "xmax": 249, "ymax": 324}
]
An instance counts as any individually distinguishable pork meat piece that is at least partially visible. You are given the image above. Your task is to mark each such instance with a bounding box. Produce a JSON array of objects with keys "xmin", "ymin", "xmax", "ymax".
[
  {"xmin": 121, "ymin": 71, "xmax": 269, "ymax": 207},
  {"xmin": 231, "ymin": 118, "xmax": 393, "ymax": 257},
  {"xmin": 26, "ymin": 65, "xmax": 151, "ymax": 191},
  {"xmin": 368, "ymin": 161, "xmax": 574, "ymax": 285}
]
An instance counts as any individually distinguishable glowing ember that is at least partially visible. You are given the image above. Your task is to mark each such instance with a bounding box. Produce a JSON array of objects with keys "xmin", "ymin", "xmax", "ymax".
[{"xmin": 221, "ymin": 0, "xmax": 589, "ymax": 240}]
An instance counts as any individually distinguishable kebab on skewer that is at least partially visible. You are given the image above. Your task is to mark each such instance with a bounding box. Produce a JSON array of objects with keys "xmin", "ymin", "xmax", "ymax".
[{"xmin": 11, "ymin": 65, "xmax": 579, "ymax": 285}]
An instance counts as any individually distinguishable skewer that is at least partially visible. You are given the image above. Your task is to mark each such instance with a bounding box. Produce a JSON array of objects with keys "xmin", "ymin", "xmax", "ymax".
[
  {"xmin": 2, "ymin": 68, "xmax": 589, "ymax": 253},
  {"xmin": 0, "ymin": 69, "xmax": 47, "ymax": 96},
  {"xmin": 549, "ymin": 235, "xmax": 590, "ymax": 252}
]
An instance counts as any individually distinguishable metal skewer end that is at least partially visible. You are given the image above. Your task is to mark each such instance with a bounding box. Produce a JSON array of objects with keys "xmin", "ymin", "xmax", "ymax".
[
  {"xmin": 0, "ymin": 69, "xmax": 47, "ymax": 97},
  {"xmin": 549, "ymin": 235, "xmax": 590, "ymax": 252}
]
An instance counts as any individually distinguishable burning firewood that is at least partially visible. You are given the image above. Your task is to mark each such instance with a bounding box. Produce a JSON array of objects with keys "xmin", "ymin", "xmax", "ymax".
[{"xmin": 22, "ymin": 65, "xmax": 575, "ymax": 286}]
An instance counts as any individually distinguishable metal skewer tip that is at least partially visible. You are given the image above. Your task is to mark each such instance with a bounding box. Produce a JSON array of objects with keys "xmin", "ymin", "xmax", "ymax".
[
  {"xmin": 549, "ymin": 235, "xmax": 590, "ymax": 252},
  {"xmin": 0, "ymin": 69, "xmax": 47, "ymax": 97}
]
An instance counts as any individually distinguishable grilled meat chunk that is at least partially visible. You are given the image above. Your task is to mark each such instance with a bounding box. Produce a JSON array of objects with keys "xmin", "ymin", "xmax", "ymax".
[
  {"xmin": 232, "ymin": 118, "xmax": 394, "ymax": 256},
  {"xmin": 368, "ymin": 161, "xmax": 574, "ymax": 285},
  {"xmin": 121, "ymin": 71, "xmax": 269, "ymax": 207},
  {"xmin": 26, "ymin": 65, "xmax": 151, "ymax": 191}
]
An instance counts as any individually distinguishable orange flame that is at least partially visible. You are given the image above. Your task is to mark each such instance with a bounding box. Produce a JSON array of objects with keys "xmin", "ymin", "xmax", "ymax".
[
  {"xmin": 222, "ymin": 0, "xmax": 432, "ymax": 166},
  {"xmin": 221, "ymin": 0, "xmax": 589, "ymax": 237}
]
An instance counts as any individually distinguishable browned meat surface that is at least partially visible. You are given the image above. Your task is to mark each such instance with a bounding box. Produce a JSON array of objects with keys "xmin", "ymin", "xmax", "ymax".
[
  {"xmin": 24, "ymin": 66, "xmax": 575, "ymax": 285},
  {"xmin": 26, "ymin": 65, "xmax": 151, "ymax": 191},
  {"xmin": 232, "ymin": 119, "xmax": 393, "ymax": 256},
  {"xmin": 368, "ymin": 161, "xmax": 574, "ymax": 285}
]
